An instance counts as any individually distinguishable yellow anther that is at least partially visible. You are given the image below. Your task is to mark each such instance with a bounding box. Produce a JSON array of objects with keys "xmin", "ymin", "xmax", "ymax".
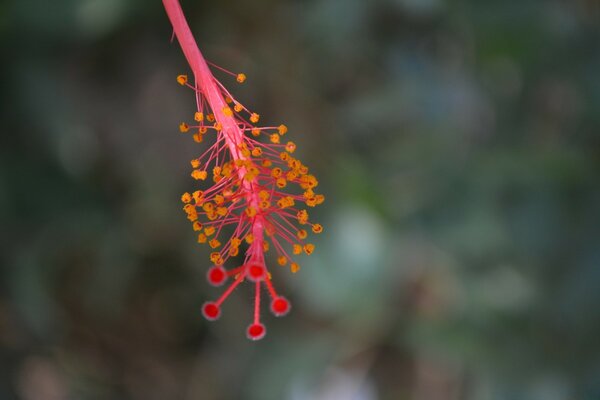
[
  {"xmin": 190, "ymin": 159, "xmax": 200, "ymax": 168},
  {"xmin": 270, "ymin": 134, "xmax": 280, "ymax": 144},
  {"xmin": 303, "ymin": 189, "xmax": 315, "ymax": 200},
  {"xmin": 315, "ymin": 194, "xmax": 325, "ymax": 204},
  {"xmin": 278, "ymin": 124, "xmax": 288, "ymax": 135},
  {"xmin": 204, "ymin": 226, "xmax": 215, "ymax": 236},
  {"xmin": 179, "ymin": 122, "xmax": 189, "ymax": 132},
  {"xmin": 299, "ymin": 165, "xmax": 309, "ymax": 175},
  {"xmin": 286, "ymin": 170, "xmax": 298, "ymax": 181},
  {"xmin": 222, "ymin": 106, "xmax": 233, "ymax": 117},
  {"xmin": 251, "ymin": 127, "xmax": 261, "ymax": 136},
  {"xmin": 214, "ymin": 122, "xmax": 222, "ymax": 131},
  {"xmin": 245, "ymin": 206, "xmax": 257, "ymax": 218},
  {"xmin": 197, "ymin": 233, "xmax": 207, "ymax": 243},
  {"xmin": 207, "ymin": 211, "xmax": 217, "ymax": 220},
  {"xmin": 229, "ymin": 247, "xmax": 239, "ymax": 256},
  {"xmin": 199, "ymin": 127, "xmax": 208, "ymax": 134},
  {"xmin": 288, "ymin": 158, "xmax": 301, "ymax": 170},
  {"xmin": 303, "ymin": 243, "xmax": 315, "ymax": 255},
  {"xmin": 230, "ymin": 237, "xmax": 241, "ymax": 247},
  {"xmin": 276, "ymin": 177, "xmax": 287, "ymax": 188},
  {"xmin": 192, "ymin": 221, "xmax": 203, "ymax": 231},
  {"xmin": 290, "ymin": 262, "xmax": 300, "ymax": 273},
  {"xmin": 184, "ymin": 206, "xmax": 196, "ymax": 216},
  {"xmin": 245, "ymin": 233, "xmax": 254, "ymax": 244},
  {"xmin": 285, "ymin": 141, "xmax": 296, "ymax": 153},
  {"xmin": 202, "ymin": 203, "xmax": 214, "ymax": 212},
  {"xmin": 303, "ymin": 175, "xmax": 319, "ymax": 189},
  {"xmin": 297, "ymin": 210, "xmax": 309, "ymax": 225},
  {"xmin": 277, "ymin": 256, "xmax": 287, "ymax": 266},
  {"xmin": 244, "ymin": 170, "xmax": 258, "ymax": 183},
  {"xmin": 251, "ymin": 148, "xmax": 263, "ymax": 157},
  {"xmin": 191, "ymin": 170, "xmax": 208, "ymax": 180},
  {"xmin": 210, "ymin": 252, "xmax": 221, "ymax": 263},
  {"xmin": 250, "ymin": 113, "xmax": 260, "ymax": 123},
  {"xmin": 216, "ymin": 206, "xmax": 228, "ymax": 216},
  {"xmin": 259, "ymin": 200, "xmax": 271, "ymax": 209},
  {"xmin": 280, "ymin": 152, "xmax": 289, "ymax": 161},
  {"xmin": 263, "ymin": 241, "xmax": 270, "ymax": 252},
  {"xmin": 213, "ymin": 195, "xmax": 224, "ymax": 205},
  {"xmin": 207, "ymin": 114, "xmax": 215, "ymax": 122},
  {"xmin": 306, "ymin": 197, "xmax": 317, "ymax": 207},
  {"xmin": 222, "ymin": 163, "xmax": 232, "ymax": 177},
  {"xmin": 236, "ymin": 73, "xmax": 246, "ymax": 83},
  {"xmin": 259, "ymin": 190, "xmax": 270, "ymax": 200},
  {"xmin": 177, "ymin": 75, "xmax": 188, "ymax": 85},
  {"xmin": 312, "ymin": 224, "xmax": 323, "ymax": 234},
  {"xmin": 209, "ymin": 238, "xmax": 221, "ymax": 249},
  {"xmin": 293, "ymin": 244, "xmax": 302, "ymax": 255},
  {"xmin": 193, "ymin": 133, "xmax": 203, "ymax": 143},
  {"xmin": 192, "ymin": 190, "xmax": 203, "ymax": 202},
  {"xmin": 194, "ymin": 112, "xmax": 204, "ymax": 122},
  {"xmin": 271, "ymin": 168, "xmax": 283, "ymax": 178},
  {"xmin": 213, "ymin": 166, "xmax": 222, "ymax": 176},
  {"xmin": 241, "ymin": 147, "xmax": 251, "ymax": 157},
  {"xmin": 181, "ymin": 192, "xmax": 192, "ymax": 203},
  {"xmin": 297, "ymin": 229, "xmax": 308, "ymax": 239},
  {"xmin": 225, "ymin": 97, "xmax": 233, "ymax": 104},
  {"xmin": 187, "ymin": 211, "xmax": 198, "ymax": 222},
  {"xmin": 262, "ymin": 159, "xmax": 272, "ymax": 167},
  {"xmin": 234, "ymin": 104, "xmax": 243, "ymax": 112},
  {"xmin": 244, "ymin": 173, "xmax": 256, "ymax": 186}
]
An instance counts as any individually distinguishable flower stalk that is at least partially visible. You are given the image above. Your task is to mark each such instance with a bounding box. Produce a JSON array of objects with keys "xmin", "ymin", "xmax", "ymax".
[{"xmin": 162, "ymin": 0, "xmax": 324, "ymax": 340}]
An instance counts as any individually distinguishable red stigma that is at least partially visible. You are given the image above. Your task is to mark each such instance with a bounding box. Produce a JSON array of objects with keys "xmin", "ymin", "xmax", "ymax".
[
  {"xmin": 247, "ymin": 263, "xmax": 266, "ymax": 281},
  {"xmin": 202, "ymin": 302, "xmax": 221, "ymax": 320},
  {"xmin": 270, "ymin": 296, "xmax": 291, "ymax": 317},
  {"xmin": 246, "ymin": 323, "xmax": 266, "ymax": 341},
  {"xmin": 207, "ymin": 266, "xmax": 227, "ymax": 286}
]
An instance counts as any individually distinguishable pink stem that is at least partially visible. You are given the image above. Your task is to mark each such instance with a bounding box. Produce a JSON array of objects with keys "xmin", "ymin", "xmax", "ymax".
[
  {"xmin": 215, "ymin": 272, "xmax": 245, "ymax": 306},
  {"xmin": 163, "ymin": 0, "xmax": 266, "ymax": 257},
  {"xmin": 254, "ymin": 280, "xmax": 261, "ymax": 324}
]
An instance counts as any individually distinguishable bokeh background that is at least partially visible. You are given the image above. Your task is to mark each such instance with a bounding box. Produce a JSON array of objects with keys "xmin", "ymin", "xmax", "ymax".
[{"xmin": 1, "ymin": 0, "xmax": 600, "ymax": 399}]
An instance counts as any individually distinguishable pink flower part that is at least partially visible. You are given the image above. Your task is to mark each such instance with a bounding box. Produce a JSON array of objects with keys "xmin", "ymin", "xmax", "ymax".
[{"xmin": 162, "ymin": 0, "xmax": 324, "ymax": 340}]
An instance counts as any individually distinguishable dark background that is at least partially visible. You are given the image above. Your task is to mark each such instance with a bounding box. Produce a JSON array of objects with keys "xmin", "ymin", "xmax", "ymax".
[{"xmin": 1, "ymin": 0, "xmax": 599, "ymax": 399}]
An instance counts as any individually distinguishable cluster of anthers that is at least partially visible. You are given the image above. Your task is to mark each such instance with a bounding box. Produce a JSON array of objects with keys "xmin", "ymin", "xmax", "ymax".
[{"xmin": 175, "ymin": 66, "xmax": 324, "ymax": 340}]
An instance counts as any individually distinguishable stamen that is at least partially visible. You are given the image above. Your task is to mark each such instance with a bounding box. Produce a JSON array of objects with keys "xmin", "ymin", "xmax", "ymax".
[{"xmin": 163, "ymin": 0, "xmax": 324, "ymax": 340}]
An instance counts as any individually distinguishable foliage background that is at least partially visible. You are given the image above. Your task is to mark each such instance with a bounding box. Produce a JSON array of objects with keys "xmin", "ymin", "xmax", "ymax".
[{"xmin": 1, "ymin": 0, "xmax": 599, "ymax": 399}]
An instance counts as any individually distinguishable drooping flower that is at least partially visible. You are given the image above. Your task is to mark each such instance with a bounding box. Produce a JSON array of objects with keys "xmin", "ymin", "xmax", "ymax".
[{"xmin": 162, "ymin": 0, "xmax": 324, "ymax": 340}]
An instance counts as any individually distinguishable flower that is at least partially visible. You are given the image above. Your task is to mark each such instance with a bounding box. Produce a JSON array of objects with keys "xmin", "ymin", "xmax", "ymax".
[{"xmin": 163, "ymin": 0, "xmax": 324, "ymax": 340}]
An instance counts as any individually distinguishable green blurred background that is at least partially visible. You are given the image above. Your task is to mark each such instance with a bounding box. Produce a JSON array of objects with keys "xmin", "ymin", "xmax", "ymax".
[{"xmin": 1, "ymin": 0, "xmax": 599, "ymax": 399}]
